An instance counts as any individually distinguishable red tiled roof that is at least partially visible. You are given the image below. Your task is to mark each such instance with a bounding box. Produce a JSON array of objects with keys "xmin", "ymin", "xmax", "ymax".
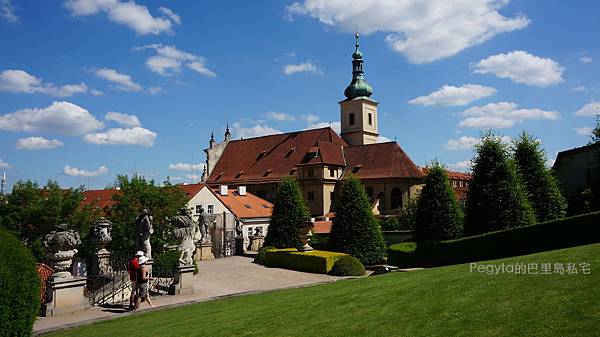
[
  {"xmin": 343, "ymin": 142, "xmax": 425, "ymax": 179},
  {"xmin": 421, "ymin": 168, "xmax": 472, "ymax": 181},
  {"xmin": 81, "ymin": 189, "xmax": 120, "ymax": 210},
  {"xmin": 312, "ymin": 220, "xmax": 332, "ymax": 234},
  {"xmin": 175, "ymin": 183, "xmax": 205, "ymax": 200},
  {"xmin": 211, "ymin": 187, "xmax": 273, "ymax": 219},
  {"xmin": 207, "ymin": 127, "xmax": 347, "ymax": 184}
]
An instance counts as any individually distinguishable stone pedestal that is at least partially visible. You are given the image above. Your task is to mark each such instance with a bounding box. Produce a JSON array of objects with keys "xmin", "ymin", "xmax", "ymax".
[
  {"xmin": 195, "ymin": 242, "xmax": 214, "ymax": 261},
  {"xmin": 249, "ymin": 235, "xmax": 264, "ymax": 252},
  {"xmin": 235, "ymin": 238, "xmax": 245, "ymax": 255},
  {"xmin": 91, "ymin": 249, "xmax": 111, "ymax": 276},
  {"xmin": 170, "ymin": 265, "xmax": 196, "ymax": 295},
  {"xmin": 43, "ymin": 275, "xmax": 88, "ymax": 317}
]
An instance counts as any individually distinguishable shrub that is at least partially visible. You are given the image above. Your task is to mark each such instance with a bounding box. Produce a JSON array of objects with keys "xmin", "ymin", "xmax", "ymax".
[
  {"xmin": 465, "ymin": 132, "xmax": 535, "ymax": 235},
  {"xmin": 329, "ymin": 255, "xmax": 365, "ymax": 276},
  {"xmin": 264, "ymin": 177, "xmax": 310, "ymax": 249},
  {"xmin": 0, "ymin": 230, "xmax": 40, "ymax": 337},
  {"xmin": 513, "ymin": 132, "xmax": 566, "ymax": 221},
  {"xmin": 415, "ymin": 162, "xmax": 464, "ymax": 241},
  {"xmin": 329, "ymin": 175, "xmax": 386, "ymax": 265},
  {"xmin": 388, "ymin": 242, "xmax": 431, "ymax": 268},
  {"xmin": 387, "ymin": 212, "xmax": 600, "ymax": 268},
  {"xmin": 264, "ymin": 249, "xmax": 347, "ymax": 274},
  {"xmin": 153, "ymin": 250, "xmax": 180, "ymax": 278},
  {"xmin": 380, "ymin": 217, "xmax": 401, "ymax": 231},
  {"xmin": 254, "ymin": 246, "xmax": 276, "ymax": 265}
]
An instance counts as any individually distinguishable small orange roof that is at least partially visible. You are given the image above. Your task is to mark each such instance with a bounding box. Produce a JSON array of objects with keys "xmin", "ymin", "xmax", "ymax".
[
  {"xmin": 211, "ymin": 187, "xmax": 273, "ymax": 219},
  {"xmin": 175, "ymin": 183, "xmax": 206, "ymax": 200},
  {"xmin": 313, "ymin": 220, "xmax": 332, "ymax": 234},
  {"xmin": 81, "ymin": 189, "xmax": 120, "ymax": 211}
]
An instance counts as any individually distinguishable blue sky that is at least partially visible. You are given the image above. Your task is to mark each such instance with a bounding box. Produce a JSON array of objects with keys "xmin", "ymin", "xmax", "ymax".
[{"xmin": 0, "ymin": 0, "xmax": 599, "ymax": 190}]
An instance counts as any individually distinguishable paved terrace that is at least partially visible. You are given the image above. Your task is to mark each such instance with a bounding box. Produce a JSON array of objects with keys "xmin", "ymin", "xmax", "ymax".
[{"xmin": 34, "ymin": 256, "xmax": 344, "ymax": 335}]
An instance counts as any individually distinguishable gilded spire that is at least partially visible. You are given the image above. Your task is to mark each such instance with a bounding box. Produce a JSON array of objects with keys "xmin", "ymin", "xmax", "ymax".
[{"xmin": 344, "ymin": 29, "xmax": 373, "ymax": 100}]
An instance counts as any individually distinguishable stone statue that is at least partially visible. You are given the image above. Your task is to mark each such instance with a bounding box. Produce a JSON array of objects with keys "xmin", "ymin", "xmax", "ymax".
[
  {"xmin": 168, "ymin": 207, "xmax": 198, "ymax": 266},
  {"xmin": 90, "ymin": 218, "xmax": 112, "ymax": 253},
  {"xmin": 136, "ymin": 208, "xmax": 154, "ymax": 259},
  {"xmin": 197, "ymin": 206, "xmax": 216, "ymax": 244},
  {"xmin": 42, "ymin": 223, "xmax": 82, "ymax": 278}
]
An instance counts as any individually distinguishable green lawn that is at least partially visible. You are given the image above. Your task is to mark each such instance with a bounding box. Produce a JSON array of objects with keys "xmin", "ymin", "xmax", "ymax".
[{"xmin": 48, "ymin": 243, "xmax": 600, "ymax": 337}]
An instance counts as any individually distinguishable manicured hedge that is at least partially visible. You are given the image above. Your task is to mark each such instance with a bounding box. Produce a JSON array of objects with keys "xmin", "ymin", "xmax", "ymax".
[
  {"xmin": 0, "ymin": 230, "xmax": 41, "ymax": 337},
  {"xmin": 388, "ymin": 212, "xmax": 600, "ymax": 268},
  {"xmin": 264, "ymin": 249, "xmax": 347, "ymax": 274},
  {"xmin": 329, "ymin": 255, "xmax": 365, "ymax": 276},
  {"xmin": 254, "ymin": 246, "xmax": 276, "ymax": 265}
]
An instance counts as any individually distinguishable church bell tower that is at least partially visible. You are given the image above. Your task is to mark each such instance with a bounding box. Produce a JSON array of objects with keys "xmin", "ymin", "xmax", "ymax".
[{"xmin": 339, "ymin": 32, "xmax": 379, "ymax": 146}]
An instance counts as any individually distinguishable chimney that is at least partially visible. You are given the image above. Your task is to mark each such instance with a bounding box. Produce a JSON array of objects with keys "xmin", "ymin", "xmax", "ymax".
[
  {"xmin": 220, "ymin": 185, "xmax": 228, "ymax": 196},
  {"xmin": 238, "ymin": 186, "xmax": 246, "ymax": 196}
]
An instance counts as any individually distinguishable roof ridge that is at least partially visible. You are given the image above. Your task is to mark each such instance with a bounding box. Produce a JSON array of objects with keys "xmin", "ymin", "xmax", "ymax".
[{"xmin": 227, "ymin": 126, "xmax": 334, "ymax": 143}]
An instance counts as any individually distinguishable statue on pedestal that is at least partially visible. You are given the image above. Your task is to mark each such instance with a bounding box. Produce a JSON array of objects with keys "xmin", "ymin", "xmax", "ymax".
[
  {"xmin": 197, "ymin": 206, "xmax": 216, "ymax": 244},
  {"xmin": 168, "ymin": 208, "xmax": 198, "ymax": 266},
  {"xmin": 136, "ymin": 208, "xmax": 154, "ymax": 259},
  {"xmin": 42, "ymin": 223, "xmax": 82, "ymax": 278}
]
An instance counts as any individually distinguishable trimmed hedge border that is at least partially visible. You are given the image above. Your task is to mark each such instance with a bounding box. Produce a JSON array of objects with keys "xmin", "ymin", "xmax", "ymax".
[
  {"xmin": 264, "ymin": 249, "xmax": 348, "ymax": 274},
  {"xmin": 0, "ymin": 230, "xmax": 41, "ymax": 337},
  {"xmin": 388, "ymin": 211, "xmax": 600, "ymax": 268}
]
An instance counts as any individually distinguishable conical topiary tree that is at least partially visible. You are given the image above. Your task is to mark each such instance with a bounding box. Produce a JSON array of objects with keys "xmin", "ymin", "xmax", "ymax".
[
  {"xmin": 329, "ymin": 175, "xmax": 386, "ymax": 265},
  {"xmin": 264, "ymin": 176, "xmax": 310, "ymax": 248},
  {"xmin": 414, "ymin": 161, "xmax": 464, "ymax": 242},
  {"xmin": 513, "ymin": 132, "xmax": 566, "ymax": 222},
  {"xmin": 465, "ymin": 132, "xmax": 535, "ymax": 235}
]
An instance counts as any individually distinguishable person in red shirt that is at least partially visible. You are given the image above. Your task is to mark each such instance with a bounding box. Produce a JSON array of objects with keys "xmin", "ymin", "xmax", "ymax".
[{"xmin": 128, "ymin": 251, "xmax": 144, "ymax": 310}]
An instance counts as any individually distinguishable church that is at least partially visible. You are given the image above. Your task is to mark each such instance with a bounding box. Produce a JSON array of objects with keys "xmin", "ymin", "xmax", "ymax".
[{"xmin": 201, "ymin": 34, "xmax": 425, "ymax": 217}]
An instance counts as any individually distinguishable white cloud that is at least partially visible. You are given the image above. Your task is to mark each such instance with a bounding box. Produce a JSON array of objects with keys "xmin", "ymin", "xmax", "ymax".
[
  {"xmin": 105, "ymin": 111, "xmax": 141, "ymax": 127},
  {"xmin": 147, "ymin": 86, "xmax": 163, "ymax": 95},
  {"xmin": 90, "ymin": 89, "xmax": 104, "ymax": 96},
  {"xmin": 305, "ymin": 121, "xmax": 341, "ymax": 134},
  {"xmin": 186, "ymin": 174, "xmax": 200, "ymax": 181},
  {"xmin": 287, "ymin": 0, "xmax": 529, "ymax": 64},
  {"xmin": 134, "ymin": 44, "xmax": 216, "ymax": 77},
  {"xmin": 0, "ymin": 101, "xmax": 104, "ymax": 135},
  {"xmin": 64, "ymin": 0, "xmax": 178, "ymax": 35},
  {"xmin": 448, "ymin": 160, "xmax": 472, "ymax": 172},
  {"xmin": 169, "ymin": 162, "xmax": 205, "ymax": 172},
  {"xmin": 575, "ymin": 102, "xmax": 600, "ymax": 117},
  {"xmin": 445, "ymin": 135, "xmax": 511, "ymax": 150},
  {"xmin": 232, "ymin": 122, "xmax": 281, "ymax": 139},
  {"xmin": 0, "ymin": 0, "xmax": 17, "ymax": 23},
  {"xmin": 471, "ymin": 51, "xmax": 564, "ymax": 87},
  {"xmin": 16, "ymin": 137, "xmax": 64, "ymax": 150},
  {"xmin": 409, "ymin": 84, "xmax": 496, "ymax": 106},
  {"xmin": 0, "ymin": 0, "xmax": 18, "ymax": 23},
  {"xmin": 158, "ymin": 7, "xmax": 181, "ymax": 25},
  {"xmin": 458, "ymin": 102, "xmax": 560, "ymax": 129},
  {"xmin": 573, "ymin": 127, "xmax": 592, "ymax": 136},
  {"xmin": 95, "ymin": 67, "xmax": 142, "ymax": 92},
  {"xmin": 580, "ymin": 56, "xmax": 593, "ymax": 64},
  {"xmin": 283, "ymin": 62, "xmax": 322, "ymax": 75},
  {"xmin": 377, "ymin": 135, "xmax": 393, "ymax": 143},
  {"xmin": 266, "ymin": 112, "xmax": 296, "ymax": 121},
  {"xmin": 64, "ymin": 165, "xmax": 108, "ymax": 177},
  {"xmin": 0, "ymin": 158, "xmax": 10, "ymax": 169},
  {"xmin": 572, "ymin": 85, "xmax": 587, "ymax": 92},
  {"xmin": 0, "ymin": 69, "xmax": 88, "ymax": 97},
  {"xmin": 84, "ymin": 127, "xmax": 157, "ymax": 146}
]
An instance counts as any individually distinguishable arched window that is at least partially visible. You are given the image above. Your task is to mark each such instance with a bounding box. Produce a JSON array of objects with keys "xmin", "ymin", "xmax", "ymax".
[{"xmin": 391, "ymin": 187, "xmax": 403, "ymax": 210}]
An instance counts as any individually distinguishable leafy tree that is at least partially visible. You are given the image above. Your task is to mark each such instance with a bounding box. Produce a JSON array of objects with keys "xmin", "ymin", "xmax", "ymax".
[
  {"xmin": 0, "ymin": 180, "xmax": 98, "ymax": 250},
  {"xmin": 329, "ymin": 175, "xmax": 386, "ymax": 265},
  {"xmin": 590, "ymin": 116, "xmax": 600, "ymax": 210},
  {"xmin": 465, "ymin": 132, "xmax": 535, "ymax": 235},
  {"xmin": 414, "ymin": 161, "xmax": 464, "ymax": 242},
  {"xmin": 264, "ymin": 176, "xmax": 309, "ymax": 248},
  {"xmin": 589, "ymin": 115, "xmax": 600, "ymax": 145},
  {"xmin": 513, "ymin": 132, "xmax": 566, "ymax": 221},
  {"xmin": 107, "ymin": 175, "xmax": 187, "ymax": 253}
]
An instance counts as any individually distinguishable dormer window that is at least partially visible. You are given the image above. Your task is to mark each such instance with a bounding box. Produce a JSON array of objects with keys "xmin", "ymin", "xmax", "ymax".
[
  {"xmin": 235, "ymin": 171, "xmax": 244, "ymax": 179},
  {"xmin": 216, "ymin": 172, "xmax": 224, "ymax": 180},
  {"xmin": 256, "ymin": 150, "xmax": 267, "ymax": 161},
  {"xmin": 285, "ymin": 147, "xmax": 296, "ymax": 158},
  {"xmin": 263, "ymin": 169, "xmax": 273, "ymax": 177},
  {"xmin": 352, "ymin": 164, "xmax": 363, "ymax": 174}
]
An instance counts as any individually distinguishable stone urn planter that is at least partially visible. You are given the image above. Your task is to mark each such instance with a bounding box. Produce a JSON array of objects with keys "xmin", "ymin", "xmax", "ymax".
[
  {"xmin": 90, "ymin": 218, "xmax": 112, "ymax": 253},
  {"xmin": 43, "ymin": 223, "xmax": 82, "ymax": 279},
  {"xmin": 297, "ymin": 219, "xmax": 314, "ymax": 252}
]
